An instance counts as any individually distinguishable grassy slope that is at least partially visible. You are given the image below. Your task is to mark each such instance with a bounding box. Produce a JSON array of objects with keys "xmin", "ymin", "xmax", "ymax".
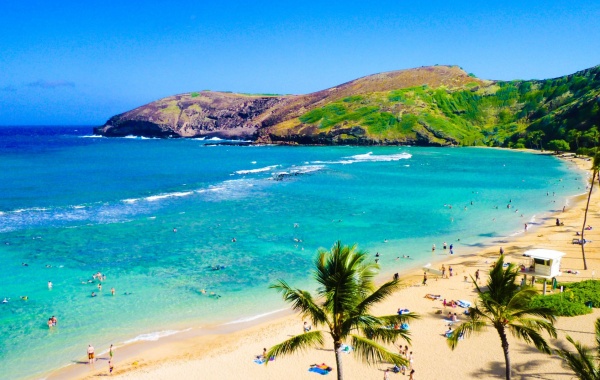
[{"xmin": 267, "ymin": 65, "xmax": 600, "ymax": 148}]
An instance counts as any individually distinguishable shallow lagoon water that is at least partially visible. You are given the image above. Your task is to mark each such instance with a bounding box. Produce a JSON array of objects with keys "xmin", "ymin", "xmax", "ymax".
[{"xmin": 0, "ymin": 127, "xmax": 585, "ymax": 379}]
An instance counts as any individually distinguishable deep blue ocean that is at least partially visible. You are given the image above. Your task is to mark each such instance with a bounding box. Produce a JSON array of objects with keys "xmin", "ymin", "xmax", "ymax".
[{"xmin": 0, "ymin": 126, "xmax": 585, "ymax": 379}]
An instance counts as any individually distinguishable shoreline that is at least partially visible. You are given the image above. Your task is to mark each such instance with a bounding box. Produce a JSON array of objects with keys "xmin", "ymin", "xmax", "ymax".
[{"xmin": 47, "ymin": 151, "xmax": 597, "ymax": 380}]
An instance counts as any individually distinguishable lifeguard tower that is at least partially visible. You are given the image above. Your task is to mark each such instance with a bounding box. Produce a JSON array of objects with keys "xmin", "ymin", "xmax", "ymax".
[{"xmin": 523, "ymin": 249, "xmax": 566, "ymax": 294}]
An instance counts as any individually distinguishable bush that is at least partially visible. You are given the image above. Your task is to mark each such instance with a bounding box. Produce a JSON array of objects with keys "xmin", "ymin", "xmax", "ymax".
[
  {"xmin": 530, "ymin": 293, "xmax": 592, "ymax": 316},
  {"xmin": 547, "ymin": 139, "xmax": 570, "ymax": 152},
  {"xmin": 577, "ymin": 147, "xmax": 598, "ymax": 157},
  {"xmin": 530, "ymin": 280, "xmax": 600, "ymax": 316},
  {"xmin": 563, "ymin": 280, "xmax": 600, "ymax": 307}
]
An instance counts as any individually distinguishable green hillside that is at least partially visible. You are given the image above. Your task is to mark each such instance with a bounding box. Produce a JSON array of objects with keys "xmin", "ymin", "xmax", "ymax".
[
  {"xmin": 267, "ymin": 65, "xmax": 600, "ymax": 151},
  {"xmin": 96, "ymin": 64, "xmax": 600, "ymax": 153}
]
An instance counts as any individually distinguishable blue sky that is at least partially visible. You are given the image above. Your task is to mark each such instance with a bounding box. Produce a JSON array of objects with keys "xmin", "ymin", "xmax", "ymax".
[{"xmin": 1, "ymin": 1, "xmax": 599, "ymax": 125}]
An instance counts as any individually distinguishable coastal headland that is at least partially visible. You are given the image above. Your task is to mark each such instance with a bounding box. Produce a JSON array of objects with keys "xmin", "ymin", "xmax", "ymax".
[
  {"xmin": 94, "ymin": 64, "xmax": 600, "ymax": 150},
  {"xmin": 48, "ymin": 152, "xmax": 600, "ymax": 379}
]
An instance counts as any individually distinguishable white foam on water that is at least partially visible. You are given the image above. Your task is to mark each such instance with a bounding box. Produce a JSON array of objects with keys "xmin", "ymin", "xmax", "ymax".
[
  {"xmin": 235, "ymin": 165, "xmax": 279, "ymax": 175},
  {"xmin": 145, "ymin": 191, "xmax": 194, "ymax": 202},
  {"xmin": 122, "ymin": 329, "xmax": 189, "ymax": 344},
  {"xmin": 292, "ymin": 165, "xmax": 325, "ymax": 174},
  {"xmin": 222, "ymin": 308, "xmax": 288, "ymax": 325},
  {"xmin": 312, "ymin": 152, "xmax": 412, "ymax": 165},
  {"xmin": 208, "ymin": 137, "xmax": 223, "ymax": 141},
  {"xmin": 347, "ymin": 152, "xmax": 412, "ymax": 162},
  {"xmin": 80, "ymin": 135, "xmax": 104, "ymax": 138}
]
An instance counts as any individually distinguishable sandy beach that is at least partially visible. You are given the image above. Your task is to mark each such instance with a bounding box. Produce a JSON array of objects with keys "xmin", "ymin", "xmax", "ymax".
[{"xmin": 48, "ymin": 152, "xmax": 600, "ymax": 380}]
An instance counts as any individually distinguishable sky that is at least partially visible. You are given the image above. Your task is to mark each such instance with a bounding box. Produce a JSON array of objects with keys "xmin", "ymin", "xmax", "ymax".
[{"xmin": 1, "ymin": 1, "xmax": 600, "ymax": 125}]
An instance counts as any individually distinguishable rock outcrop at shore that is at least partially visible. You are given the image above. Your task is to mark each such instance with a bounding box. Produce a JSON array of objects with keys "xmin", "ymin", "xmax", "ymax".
[
  {"xmin": 94, "ymin": 92, "xmax": 285, "ymax": 139},
  {"xmin": 95, "ymin": 64, "xmax": 600, "ymax": 148}
]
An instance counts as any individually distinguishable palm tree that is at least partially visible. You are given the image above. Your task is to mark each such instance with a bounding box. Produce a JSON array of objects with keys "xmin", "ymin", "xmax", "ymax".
[
  {"xmin": 557, "ymin": 318, "xmax": 600, "ymax": 379},
  {"xmin": 266, "ymin": 241, "xmax": 417, "ymax": 380},
  {"xmin": 447, "ymin": 255, "xmax": 557, "ymax": 380},
  {"xmin": 580, "ymin": 153, "xmax": 600, "ymax": 270}
]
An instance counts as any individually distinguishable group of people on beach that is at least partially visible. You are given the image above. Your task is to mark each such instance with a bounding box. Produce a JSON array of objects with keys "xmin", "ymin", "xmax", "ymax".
[
  {"xmin": 433, "ymin": 242, "xmax": 454, "ymax": 255},
  {"xmin": 87, "ymin": 344, "xmax": 114, "ymax": 375}
]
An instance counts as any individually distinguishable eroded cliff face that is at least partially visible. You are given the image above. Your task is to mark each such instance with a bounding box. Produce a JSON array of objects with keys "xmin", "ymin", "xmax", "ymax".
[{"xmin": 94, "ymin": 92, "xmax": 287, "ymax": 139}]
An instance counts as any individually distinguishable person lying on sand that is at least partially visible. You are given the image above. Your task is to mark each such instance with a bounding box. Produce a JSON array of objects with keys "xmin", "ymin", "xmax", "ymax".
[{"xmin": 424, "ymin": 294, "xmax": 441, "ymax": 300}]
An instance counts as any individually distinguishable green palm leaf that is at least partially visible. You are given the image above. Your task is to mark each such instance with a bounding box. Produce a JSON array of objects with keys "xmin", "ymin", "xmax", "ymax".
[
  {"xmin": 265, "ymin": 331, "xmax": 325, "ymax": 365},
  {"xmin": 448, "ymin": 255, "xmax": 556, "ymax": 380},
  {"xmin": 350, "ymin": 334, "xmax": 407, "ymax": 366},
  {"xmin": 267, "ymin": 241, "xmax": 415, "ymax": 380}
]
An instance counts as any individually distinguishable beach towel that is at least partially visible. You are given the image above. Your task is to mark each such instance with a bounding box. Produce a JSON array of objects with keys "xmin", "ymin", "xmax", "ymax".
[
  {"xmin": 397, "ymin": 309, "xmax": 410, "ymax": 315},
  {"xmin": 457, "ymin": 300, "xmax": 471, "ymax": 308},
  {"xmin": 309, "ymin": 367, "xmax": 330, "ymax": 375},
  {"xmin": 254, "ymin": 358, "xmax": 266, "ymax": 364},
  {"xmin": 309, "ymin": 364, "xmax": 333, "ymax": 375}
]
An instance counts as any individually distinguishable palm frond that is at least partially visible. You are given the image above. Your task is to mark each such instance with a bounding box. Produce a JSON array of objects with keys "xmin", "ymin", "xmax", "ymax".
[
  {"xmin": 361, "ymin": 326, "xmax": 412, "ymax": 345},
  {"xmin": 265, "ymin": 331, "xmax": 325, "ymax": 365},
  {"xmin": 378, "ymin": 312, "xmax": 421, "ymax": 326},
  {"xmin": 509, "ymin": 324, "xmax": 553, "ymax": 354},
  {"xmin": 270, "ymin": 279, "xmax": 328, "ymax": 326},
  {"xmin": 447, "ymin": 319, "xmax": 487, "ymax": 350},
  {"xmin": 556, "ymin": 335, "xmax": 599, "ymax": 380},
  {"xmin": 513, "ymin": 317, "xmax": 557, "ymax": 338},
  {"xmin": 355, "ymin": 279, "xmax": 401, "ymax": 315},
  {"xmin": 350, "ymin": 334, "xmax": 407, "ymax": 366}
]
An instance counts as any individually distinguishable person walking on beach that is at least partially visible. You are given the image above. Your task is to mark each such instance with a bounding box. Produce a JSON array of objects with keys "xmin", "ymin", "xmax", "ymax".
[
  {"xmin": 87, "ymin": 344, "xmax": 95, "ymax": 364},
  {"xmin": 449, "ymin": 244, "xmax": 454, "ymax": 255},
  {"xmin": 475, "ymin": 269, "xmax": 480, "ymax": 283},
  {"xmin": 409, "ymin": 369, "xmax": 415, "ymax": 380},
  {"xmin": 422, "ymin": 272, "xmax": 428, "ymax": 286},
  {"xmin": 109, "ymin": 344, "xmax": 114, "ymax": 360},
  {"xmin": 441, "ymin": 264, "xmax": 446, "ymax": 278},
  {"xmin": 383, "ymin": 369, "xmax": 390, "ymax": 380},
  {"xmin": 108, "ymin": 360, "xmax": 114, "ymax": 375},
  {"xmin": 449, "ymin": 266, "xmax": 453, "ymax": 277}
]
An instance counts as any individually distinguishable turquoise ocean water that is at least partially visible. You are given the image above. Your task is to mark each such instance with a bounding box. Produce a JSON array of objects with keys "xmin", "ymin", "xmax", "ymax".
[{"xmin": 0, "ymin": 126, "xmax": 585, "ymax": 379}]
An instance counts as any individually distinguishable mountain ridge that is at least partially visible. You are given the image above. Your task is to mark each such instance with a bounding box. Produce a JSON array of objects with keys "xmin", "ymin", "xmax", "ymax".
[{"xmin": 94, "ymin": 65, "xmax": 600, "ymax": 150}]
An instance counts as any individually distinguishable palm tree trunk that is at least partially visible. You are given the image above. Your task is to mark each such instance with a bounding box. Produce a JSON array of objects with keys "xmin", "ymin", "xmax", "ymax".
[
  {"xmin": 580, "ymin": 170, "xmax": 596, "ymax": 270},
  {"xmin": 334, "ymin": 342, "xmax": 344, "ymax": 380},
  {"xmin": 497, "ymin": 326, "xmax": 511, "ymax": 380}
]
